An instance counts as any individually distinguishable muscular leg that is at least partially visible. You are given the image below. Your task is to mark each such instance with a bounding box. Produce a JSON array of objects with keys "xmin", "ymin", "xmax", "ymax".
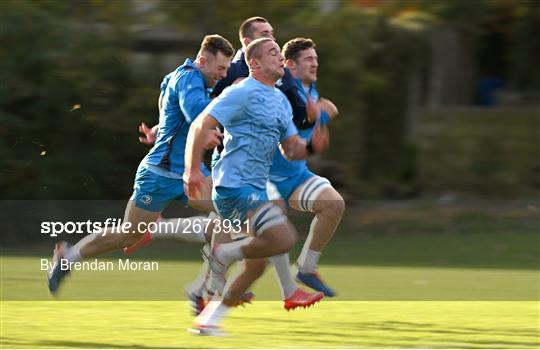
[
  {"xmin": 222, "ymin": 258, "xmax": 266, "ymax": 306},
  {"xmin": 80, "ymin": 200, "xmax": 160, "ymax": 258},
  {"xmin": 48, "ymin": 200, "xmax": 161, "ymax": 294},
  {"xmin": 290, "ymin": 186, "xmax": 345, "ymax": 258},
  {"xmin": 287, "ymin": 178, "xmax": 345, "ymax": 296}
]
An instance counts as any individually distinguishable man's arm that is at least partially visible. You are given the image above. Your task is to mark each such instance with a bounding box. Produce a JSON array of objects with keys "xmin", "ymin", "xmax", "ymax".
[
  {"xmin": 184, "ymin": 114, "xmax": 221, "ymax": 197},
  {"xmin": 279, "ymin": 123, "xmax": 329, "ymax": 160},
  {"xmin": 318, "ymin": 97, "xmax": 338, "ymax": 120}
]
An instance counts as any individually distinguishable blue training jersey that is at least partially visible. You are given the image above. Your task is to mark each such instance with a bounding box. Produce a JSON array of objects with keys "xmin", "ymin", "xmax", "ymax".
[
  {"xmin": 269, "ymin": 79, "xmax": 330, "ymax": 181},
  {"xmin": 142, "ymin": 58, "xmax": 211, "ymax": 176},
  {"xmin": 205, "ymin": 77, "xmax": 297, "ymax": 190}
]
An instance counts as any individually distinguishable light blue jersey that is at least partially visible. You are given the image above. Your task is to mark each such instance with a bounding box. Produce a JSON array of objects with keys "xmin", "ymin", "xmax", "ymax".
[
  {"xmin": 206, "ymin": 77, "xmax": 297, "ymax": 190},
  {"xmin": 269, "ymin": 79, "xmax": 329, "ymax": 181},
  {"xmin": 142, "ymin": 58, "xmax": 211, "ymax": 176}
]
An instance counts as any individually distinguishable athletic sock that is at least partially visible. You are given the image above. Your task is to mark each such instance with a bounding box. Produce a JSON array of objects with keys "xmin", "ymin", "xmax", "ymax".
[
  {"xmin": 188, "ymin": 259, "xmax": 210, "ymax": 295},
  {"xmin": 269, "ymin": 253, "xmax": 297, "ymax": 299},
  {"xmin": 297, "ymin": 248, "xmax": 321, "ymax": 274},
  {"xmin": 67, "ymin": 231, "xmax": 103, "ymax": 262},
  {"xmin": 194, "ymin": 300, "xmax": 230, "ymax": 327},
  {"xmin": 215, "ymin": 237, "xmax": 253, "ymax": 266},
  {"xmin": 65, "ymin": 245, "xmax": 82, "ymax": 263}
]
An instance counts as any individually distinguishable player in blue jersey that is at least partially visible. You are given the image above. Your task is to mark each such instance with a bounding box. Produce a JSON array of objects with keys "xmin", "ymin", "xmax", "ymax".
[
  {"xmin": 184, "ymin": 38, "xmax": 328, "ymax": 336},
  {"xmin": 46, "ymin": 35, "xmax": 235, "ymax": 295},
  {"xmin": 206, "ymin": 37, "xmax": 342, "ymax": 301},
  {"xmin": 211, "ymin": 20, "xmax": 342, "ymax": 299},
  {"xmin": 130, "ymin": 18, "xmax": 325, "ymax": 313},
  {"xmin": 269, "ymin": 38, "xmax": 344, "ymax": 297},
  {"xmin": 211, "ymin": 17, "xmax": 274, "ymax": 97},
  {"xmin": 194, "ymin": 38, "xmax": 342, "ymax": 317}
]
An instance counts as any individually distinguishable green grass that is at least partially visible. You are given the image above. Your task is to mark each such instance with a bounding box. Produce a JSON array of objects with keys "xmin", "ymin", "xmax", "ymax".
[
  {"xmin": 1, "ymin": 251, "xmax": 538, "ymax": 348},
  {"xmin": 0, "ymin": 256, "xmax": 537, "ymax": 301},
  {"xmin": 2, "ymin": 301, "xmax": 538, "ymax": 348},
  {"xmin": 1, "ymin": 204, "xmax": 539, "ymax": 348}
]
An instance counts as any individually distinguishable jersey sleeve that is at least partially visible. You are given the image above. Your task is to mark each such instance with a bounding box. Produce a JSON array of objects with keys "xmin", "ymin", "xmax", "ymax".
[
  {"xmin": 205, "ymin": 86, "xmax": 246, "ymax": 127},
  {"xmin": 160, "ymin": 73, "xmax": 172, "ymax": 93},
  {"xmin": 279, "ymin": 70, "xmax": 314, "ymax": 130},
  {"xmin": 319, "ymin": 110, "xmax": 331, "ymax": 126},
  {"xmin": 280, "ymin": 101, "xmax": 298, "ymax": 141},
  {"xmin": 177, "ymin": 70, "xmax": 211, "ymax": 123},
  {"xmin": 281, "ymin": 118, "xmax": 299, "ymax": 142}
]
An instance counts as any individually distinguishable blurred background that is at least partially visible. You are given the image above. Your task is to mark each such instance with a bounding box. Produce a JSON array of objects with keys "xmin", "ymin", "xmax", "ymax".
[
  {"xmin": 0, "ymin": 0, "xmax": 538, "ymax": 280},
  {"xmin": 1, "ymin": 0, "xmax": 538, "ymax": 200}
]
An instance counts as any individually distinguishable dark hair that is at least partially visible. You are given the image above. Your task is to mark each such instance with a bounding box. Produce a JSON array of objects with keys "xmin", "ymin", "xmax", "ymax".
[
  {"xmin": 200, "ymin": 34, "xmax": 234, "ymax": 58},
  {"xmin": 239, "ymin": 16, "xmax": 269, "ymax": 41},
  {"xmin": 282, "ymin": 38, "xmax": 316, "ymax": 61},
  {"xmin": 245, "ymin": 37, "xmax": 274, "ymax": 62}
]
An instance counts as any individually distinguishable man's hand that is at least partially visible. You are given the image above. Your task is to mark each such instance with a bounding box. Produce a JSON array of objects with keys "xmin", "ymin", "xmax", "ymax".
[
  {"xmin": 306, "ymin": 96, "xmax": 321, "ymax": 123},
  {"xmin": 139, "ymin": 123, "xmax": 158, "ymax": 145},
  {"xmin": 205, "ymin": 128, "xmax": 223, "ymax": 150},
  {"xmin": 311, "ymin": 123, "xmax": 329, "ymax": 153},
  {"xmin": 318, "ymin": 98, "xmax": 338, "ymax": 119},
  {"xmin": 183, "ymin": 169, "xmax": 206, "ymax": 199}
]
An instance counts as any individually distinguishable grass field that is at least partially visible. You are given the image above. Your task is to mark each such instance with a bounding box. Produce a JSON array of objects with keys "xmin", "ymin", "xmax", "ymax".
[
  {"xmin": 2, "ymin": 301, "xmax": 538, "ymax": 348},
  {"xmin": 1, "ymin": 202, "xmax": 539, "ymax": 348}
]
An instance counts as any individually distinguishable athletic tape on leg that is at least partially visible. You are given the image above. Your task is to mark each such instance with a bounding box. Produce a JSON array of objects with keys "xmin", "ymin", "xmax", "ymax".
[
  {"xmin": 298, "ymin": 176, "xmax": 332, "ymax": 212},
  {"xmin": 250, "ymin": 203, "xmax": 287, "ymax": 236}
]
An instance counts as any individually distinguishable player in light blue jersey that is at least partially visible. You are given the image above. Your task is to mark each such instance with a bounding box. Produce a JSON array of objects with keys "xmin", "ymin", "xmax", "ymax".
[
  {"xmin": 46, "ymin": 35, "xmax": 234, "ymax": 296},
  {"xmin": 268, "ymin": 38, "xmax": 344, "ymax": 297},
  {"xmin": 212, "ymin": 38, "xmax": 343, "ymax": 305},
  {"xmin": 184, "ymin": 38, "xmax": 328, "ymax": 335}
]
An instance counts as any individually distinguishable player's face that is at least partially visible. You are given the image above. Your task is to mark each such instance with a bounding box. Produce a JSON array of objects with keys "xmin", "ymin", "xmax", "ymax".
[
  {"xmin": 258, "ymin": 41, "xmax": 285, "ymax": 80},
  {"xmin": 250, "ymin": 22, "xmax": 275, "ymax": 41},
  {"xmin": 200, "ymin": 51, "xmax": 231, "ymax": 87},
  {"xmin": 293, "ymin": 48, "xmax": 318, "ymax": 84}
]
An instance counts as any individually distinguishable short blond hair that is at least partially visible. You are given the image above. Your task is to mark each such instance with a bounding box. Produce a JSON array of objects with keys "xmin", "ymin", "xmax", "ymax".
[{"xmin": 245, "ymin": 37, "xmax": 274, "ymax": 62}]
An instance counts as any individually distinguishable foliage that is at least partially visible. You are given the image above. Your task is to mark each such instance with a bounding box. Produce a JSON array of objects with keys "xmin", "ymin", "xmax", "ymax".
[
  {"xmin": 0, "ymin": 0, "xmax": 152, "ymax": 199},
  {"xmin": 0, "ymin": 0, "xmax": 537, "ymax": 199}
]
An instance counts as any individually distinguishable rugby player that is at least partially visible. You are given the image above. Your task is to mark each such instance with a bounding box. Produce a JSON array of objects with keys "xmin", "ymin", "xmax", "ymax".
[
  {"xmin": 270, "ymin": 38, "xmax": 344, "ymax": 297},
  {"xmin": 184, "ymin": 38, "xmax": 328, "ymax": 335},
  {"xmin": 131, "ymin": 17, "xmax": 326, "ymax": 311},
  {"xmin": 47, "ymin": 35, "xmax": 235, "ymax": 294}
]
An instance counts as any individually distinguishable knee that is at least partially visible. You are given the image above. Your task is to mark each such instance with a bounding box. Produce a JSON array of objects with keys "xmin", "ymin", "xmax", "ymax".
[
  {"xmin": 277, "ymin": 226, "xmax": 297, "ymax": 254},
  {"xmin": 321, "ymin": 194, "xmax": 345, "ymax": 219}
]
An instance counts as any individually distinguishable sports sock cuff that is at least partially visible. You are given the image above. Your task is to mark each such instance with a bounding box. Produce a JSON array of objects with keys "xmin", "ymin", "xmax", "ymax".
[{"xmin": 297, "ymin": 249, "xmax": 321, "ymax": 273}]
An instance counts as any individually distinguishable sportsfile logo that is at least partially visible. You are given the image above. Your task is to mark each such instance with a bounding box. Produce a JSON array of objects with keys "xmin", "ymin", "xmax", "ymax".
[
  {"xmin": 40, "ymin": 218, "xmax": 248, "ymax": 237},
  {"xmin": 41, "ymin": 218, "xmax": 125, "ymax": 237}
]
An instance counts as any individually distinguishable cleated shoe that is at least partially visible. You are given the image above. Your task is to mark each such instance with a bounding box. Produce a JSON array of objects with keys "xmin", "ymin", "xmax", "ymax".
[
  {"xmin": 187, "ymin": 324, "xmax": 226, "ymax": 337},
  {"xmin": 186, "ymin": 291, "xmax": 208, "ymax": 316},
  {"xmin": 122, "ymin": 232, "xmax": 151, "ymax": 256},
  {"xmin": 296, "ymin": 269, "xmax": 336, "ymax": 297},
  {"xmin": 233, "ymin": 291, "xmax": 255, "ymax": 307},
  {"xmin": 283, "ymin": 288, "xmax": 324, "ymax": 311}
]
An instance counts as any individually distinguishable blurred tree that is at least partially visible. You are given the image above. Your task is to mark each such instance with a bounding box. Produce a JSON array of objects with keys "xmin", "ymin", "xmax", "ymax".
[
  {"xmin": 0, "ymin": 0, "xmax": 536, "ymax": 200},
  {"xmin": 158, "ymin": 0, "xmax": 320, "ymax": 46},
  {"xmin": 0, "ymin": 0, "xmax": 152, "ymax": 199}
]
